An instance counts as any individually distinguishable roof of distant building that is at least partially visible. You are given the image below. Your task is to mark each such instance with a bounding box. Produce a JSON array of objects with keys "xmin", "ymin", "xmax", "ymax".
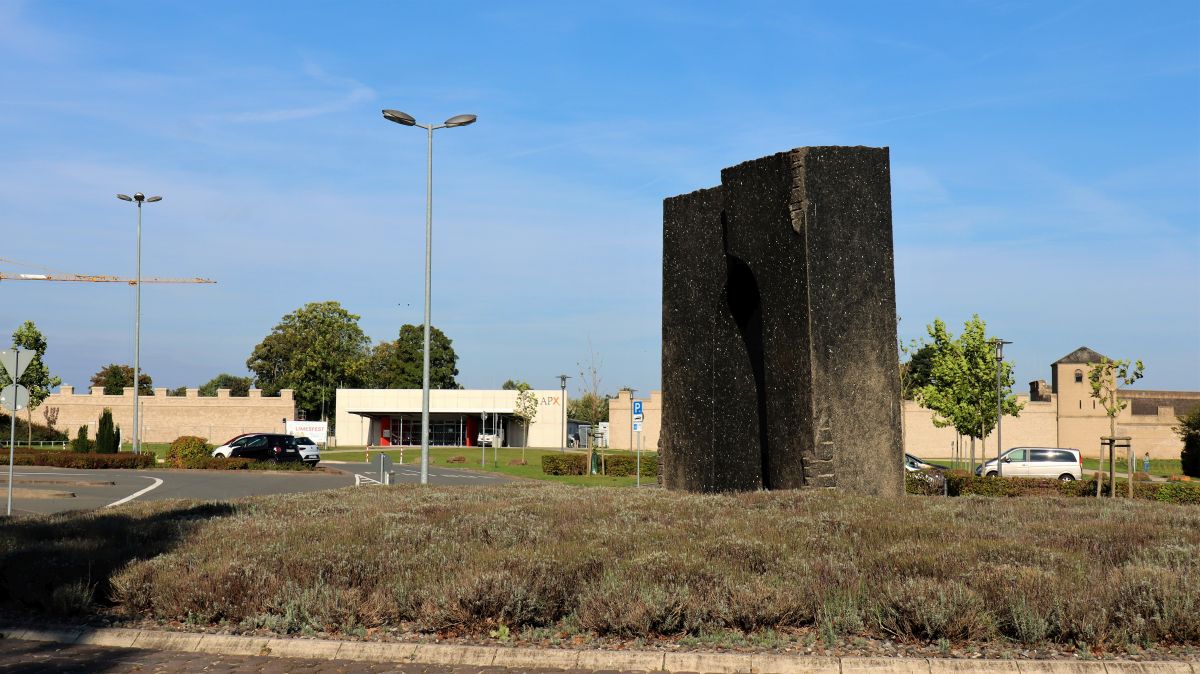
[{"xmin": 1053, "ymin": 346, "xmax": 1110, "ymax": 365}]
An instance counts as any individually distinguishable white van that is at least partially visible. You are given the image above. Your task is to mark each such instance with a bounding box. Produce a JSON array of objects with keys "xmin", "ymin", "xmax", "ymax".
[{"xmin": 976, "ymin": 447, "xmax": 1082, "ymax": 481}]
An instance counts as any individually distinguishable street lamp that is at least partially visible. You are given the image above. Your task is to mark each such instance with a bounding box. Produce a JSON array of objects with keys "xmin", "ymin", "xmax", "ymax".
[
  {"xmin": 557, "ymin": 374, "xmax": 570, "ymax": 452},
  {"xmin": 382, "ymin": 109, "xmax": 477, "ymax": 485},
  {"xmin": 116, "ymin": 192, "xmax": 162, "ymax": 455},
  {"xmin": 993, "ymin": 338, "xmax": 1012, "ymax": 477}
]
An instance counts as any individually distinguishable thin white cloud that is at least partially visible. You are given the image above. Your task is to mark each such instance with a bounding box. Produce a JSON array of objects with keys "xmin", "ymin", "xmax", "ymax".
[
  {"xmin": 0, "ymin": 0, "xmax": 72, "ymax": 61},
  {"xmin": 208, "ymin": 64, "xmax": 376, "ymax": 124}
]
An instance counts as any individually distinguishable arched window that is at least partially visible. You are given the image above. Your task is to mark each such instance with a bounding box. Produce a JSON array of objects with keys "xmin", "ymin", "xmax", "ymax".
[{"xmin": 1074, "ymin": 369, "xmax": 1083, "ymax": 383}]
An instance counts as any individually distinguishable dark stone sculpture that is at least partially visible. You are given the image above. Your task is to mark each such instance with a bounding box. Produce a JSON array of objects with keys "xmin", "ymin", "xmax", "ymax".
[{"xmin": 661, "ymin": 147, "xmax": 903, "ymax": 496}]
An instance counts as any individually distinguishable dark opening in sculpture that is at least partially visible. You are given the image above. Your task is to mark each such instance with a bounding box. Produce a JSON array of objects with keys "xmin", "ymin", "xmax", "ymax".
[{"xmin": 661, "ymin": 147, "xmax": 903, "ymax": 496}]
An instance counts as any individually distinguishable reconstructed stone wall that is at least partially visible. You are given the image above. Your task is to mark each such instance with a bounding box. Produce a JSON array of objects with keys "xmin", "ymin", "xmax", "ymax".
[{"xmin": 35, "ymin": 385, "xmax": 295, "ymax": 445}]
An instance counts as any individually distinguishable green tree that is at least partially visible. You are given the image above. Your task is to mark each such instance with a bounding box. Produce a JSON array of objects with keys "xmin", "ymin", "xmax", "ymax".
[
  {"xmin": 1088, "ymin": 356, "xmax": 1144, "ymax": 497},
  {"xmin": 0, "ymin": 321, "xmax": 63, "ymax": 445},
  {"xmin": 90, "ymin": 364, "xmax": 152, "ymax": 396},
  {"xmin": 899, "ymin": 342, "xmax": 936, "ymax": 401},
  {"xmin": 246, "ymin": 301, "xmax": 371, "ymax": 421},
  {"xmin": 512, "ymin": 383, "xmax": 538, "ymax": 458},
  {"xmin": 199, "ymin": 373, "xmax": 252, "ymax": 397},
  {"xmin": 568, "ymin": 392, "xmax": 610, "ymax": 427},
  {"xmin": 915, "ymin": 315, "xmax": 1023, "ymax": 473},
  {"xmin": 1176, "ymin": 407, "xmax": 1200, "ymax": 478},
  {"xmin": 72, "ymin": 424, "xmax": 92, "ymax": 453},
  {"xmin": 95, "ymin": 408, "xmax": 118, "ymax": 454},
  {"xmin": 365, "ymin": 324, "xmax": 460, "ymax": 390},
  {"xmin": 501, "ymin": 379, "xmax": 529, "ymax": 391},
  {"xmin": 167, "ymin": 386, "xmax": 188, "ymax": 396}
]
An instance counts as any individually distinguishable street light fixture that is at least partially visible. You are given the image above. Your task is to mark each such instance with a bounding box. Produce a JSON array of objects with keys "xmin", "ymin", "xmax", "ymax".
[
  {"xmin": 382, "ymin": 109, "xmax": 477, "ymax": 485},
  {"xmin": 993, "ymin": 338, "xmax": 1012, "ymax": 477},
  {"xmin": 557, "ymin": 374, "xmax": 570, "ymax": 452},
  {"xmin": 116, "ymin": 192, "xmax": 162, "ymax": 455}
]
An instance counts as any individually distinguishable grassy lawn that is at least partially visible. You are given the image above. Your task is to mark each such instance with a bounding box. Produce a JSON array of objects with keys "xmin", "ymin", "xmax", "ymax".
[
  {"xmin": 322, "ymin": 445, "xmax": 652, "ymax": 487},
  {"xmin": 4, "ymin": 484, "xmax": 1197, "ymax": 656}
]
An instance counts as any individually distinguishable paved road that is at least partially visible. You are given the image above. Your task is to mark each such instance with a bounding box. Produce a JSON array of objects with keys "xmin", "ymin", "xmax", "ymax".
[
  {"xmin": 327, "ymin": 459, "xmax": 515, "ymax": 488},
  {"xmin": 1, "ymin": 461, "xmax": 514, "ymax": 516},
  {"xmin": 0, "ymin": 639, "xmax": 586, "ymax": 674}
]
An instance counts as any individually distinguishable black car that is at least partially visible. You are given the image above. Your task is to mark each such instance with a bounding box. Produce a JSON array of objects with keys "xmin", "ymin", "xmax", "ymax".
[{"xmin": 211, "ymin": 433, "xmax": 301, "ymax": 462}]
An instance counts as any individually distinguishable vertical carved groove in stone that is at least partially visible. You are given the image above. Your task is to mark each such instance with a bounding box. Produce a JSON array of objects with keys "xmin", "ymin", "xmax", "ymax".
[{"xmin": 723, "ymin": 214, "xmax": 770, "ymax": 489}]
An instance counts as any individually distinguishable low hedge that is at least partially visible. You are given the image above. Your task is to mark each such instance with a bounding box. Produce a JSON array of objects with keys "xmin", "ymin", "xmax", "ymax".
[
  {"xmin": 181, "ymin": 456, "xmax": 254, "ymax": 470},
  {"xmin": 13, "ymin": 451, "xmax": 156, "ymax": 469},
  {"xmin": 179, "ymin": 456, "xmax": 316, "ymax": 471},
  {"xmin": 915, "ymin": 470, "xmax": 1200, "ymax": 504},
  {"xmin": 603, "ymin": 454, "xmax": 658, "ymax": 477},
  {"xmin": 541, "ymin": 454, "xmax": 587, "ymax": 475},
  {"xmin": 905, "ymin": 471, "xmax": 945, "ymax": 496}
]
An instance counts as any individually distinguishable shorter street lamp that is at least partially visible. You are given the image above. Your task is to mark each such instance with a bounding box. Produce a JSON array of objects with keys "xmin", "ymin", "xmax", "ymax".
[
  {"xmin": 116, "ymin": 192, "xmax": 163, "ymax": 455},
  {"xmin": 557, "ymin": 374, "xmax": 570, "ymax": 452},
  {"xmin": 993, "ymin": 338, "xmax": 1012, "ymax": 477}
]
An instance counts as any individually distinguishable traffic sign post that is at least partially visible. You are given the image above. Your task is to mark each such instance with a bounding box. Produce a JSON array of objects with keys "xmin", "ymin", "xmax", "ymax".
[
  {"xmin": 1, "ymin": 348, "xmax": 28, "ymax": 517},
  {"xmin": 631, "ymin": 399, "xmax": 644, "ymax": 487}
]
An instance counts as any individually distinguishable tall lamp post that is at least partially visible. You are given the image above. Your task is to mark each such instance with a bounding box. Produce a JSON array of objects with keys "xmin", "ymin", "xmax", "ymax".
[
  {"xmin": 116, "ymin": 192, "xmax": 162, "ymax": 455},
  {"xmin": 557, "ymin": 374, "xmax": 570, "ymax": 452},
  {"xmin": 993, "ymin": 338, "xmax": 1012, "ymax": 477},
  {"xmin": 382, "ymin": 109, "xmax": 476, "ymax": 485}
]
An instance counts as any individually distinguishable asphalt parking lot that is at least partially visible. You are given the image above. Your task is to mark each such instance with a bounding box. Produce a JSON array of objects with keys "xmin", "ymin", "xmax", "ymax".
[{"xmin": 1, "ymin": 461, "xmax": 515, "ymax": 516}]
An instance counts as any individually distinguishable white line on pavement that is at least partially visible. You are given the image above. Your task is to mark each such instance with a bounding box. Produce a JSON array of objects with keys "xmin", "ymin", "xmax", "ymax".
[{"xmin": 105, "ymin": 476, "xmax": 163, "ymax": 508}]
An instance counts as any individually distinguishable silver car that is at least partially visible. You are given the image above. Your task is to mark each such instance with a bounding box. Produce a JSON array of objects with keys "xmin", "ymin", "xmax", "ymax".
[
  {"xmin": 294, "ymin": 435, "xmax": 321, "ymax": 465},
  {"xmin": 976, "ymin": 447, "xmax": 1081, "ymax": 481}
]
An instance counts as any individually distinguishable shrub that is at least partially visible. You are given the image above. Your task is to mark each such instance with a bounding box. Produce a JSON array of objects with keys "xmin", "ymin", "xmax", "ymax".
[
  {"xmin": 1150, "ymin": 481, "xmax": 1200, "ymax": 505},
  {"xmin": 71, "ymin": 425, "xmax": 92, "ymax": 453},
  {"xmin": 905, "ymin": 471, "xmax": 944, "ymax": 496},
  {"xmin": 0, "ymin": 412, "xmax": 68, "ymax": 442},
  {"xmin": 167, "ymin": 436, "xmax": 212, "ymax": 468},
  {"xmin": 95, "ymin": 408, "xmax": 118, "ymax": 454},
  {"xmin": 14, "ymin": 452, "xmax": 155, "ymax": 469},
  {"xmin": 541, "ymin": 454, "xmax": 587, "ymax": 475},
  {"xmin": 603, "ymin": 454, "xmax": 658, "ymax": 477},
  {"xmin": 1178, "ymin": 408, "xmax": 1200, "ymax": 478}
]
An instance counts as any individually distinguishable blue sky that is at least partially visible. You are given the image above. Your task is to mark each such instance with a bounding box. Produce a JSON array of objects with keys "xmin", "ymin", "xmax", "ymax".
[{"xmin": 1, "ymin": 0, "xmax": 1197, "ymax": 399}]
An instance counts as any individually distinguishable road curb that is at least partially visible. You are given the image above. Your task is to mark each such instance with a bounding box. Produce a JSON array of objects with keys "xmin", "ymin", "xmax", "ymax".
[{"xmin": 1, "ymin": 625, "xmax": 1195, "ymax": 673}]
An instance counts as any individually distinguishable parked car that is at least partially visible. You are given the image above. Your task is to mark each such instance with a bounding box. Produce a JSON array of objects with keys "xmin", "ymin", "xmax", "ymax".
[
  {"xmin": 904, "ymin": 453, "xmax": 946, "ymax": 472},
  {"xmin": 294, "ymin": 435, "xmax": 320, "ymax": 465},
  {"xmin": 211, "ymin": 433, "xmax": 301, "ymax": 462},
  {"xmin": 975, "ymin": 447, "xmax": 1082, "ymax": 480}
]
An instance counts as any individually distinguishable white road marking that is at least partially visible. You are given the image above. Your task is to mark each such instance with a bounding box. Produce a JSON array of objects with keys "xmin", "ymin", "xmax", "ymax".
[{"xmin": 105, "ymin": 476, "xmax": 163, "ymax": 508}]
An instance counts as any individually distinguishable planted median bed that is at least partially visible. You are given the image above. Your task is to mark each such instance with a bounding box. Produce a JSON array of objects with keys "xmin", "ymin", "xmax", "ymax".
[
  {"xmin": 7, "ymin": 447, "xmax": 156, "ymax": 469},
  {"xmin": 1, "ymin": 484, "xmax": 1197, "ymax": 658}
]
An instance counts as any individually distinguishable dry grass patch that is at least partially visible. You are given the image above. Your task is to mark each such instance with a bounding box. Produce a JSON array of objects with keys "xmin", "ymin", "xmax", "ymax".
[{"xmin": 2, "ymin": 484, "xmax": 1198, "ymax": 653}]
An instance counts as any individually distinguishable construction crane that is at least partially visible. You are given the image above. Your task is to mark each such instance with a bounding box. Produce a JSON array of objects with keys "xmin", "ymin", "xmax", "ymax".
[{"xmin": 0, "ymin": 258, "xmax": 214, "ymax": 286}]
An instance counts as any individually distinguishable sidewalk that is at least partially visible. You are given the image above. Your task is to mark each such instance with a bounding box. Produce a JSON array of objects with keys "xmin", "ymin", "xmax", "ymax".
[{"xmin": 2, "ymin": 625, "xmax": 1195, "ymax": 674}]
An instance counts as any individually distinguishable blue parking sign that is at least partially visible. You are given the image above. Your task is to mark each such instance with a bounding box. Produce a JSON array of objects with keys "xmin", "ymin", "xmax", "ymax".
[{"xmin": 632, "ymin": 400, "xmax": 643, "ymax": 421}]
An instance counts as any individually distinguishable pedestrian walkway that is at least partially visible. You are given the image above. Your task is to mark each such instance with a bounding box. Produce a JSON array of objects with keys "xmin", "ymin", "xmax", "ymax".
[
  {"xmin": 3, "ymin": 628, "xmax": 1198, "ymax": 674},
  {"xmin": 0, "ymin": 639, "xmax": 569, "ymax": 674}
]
